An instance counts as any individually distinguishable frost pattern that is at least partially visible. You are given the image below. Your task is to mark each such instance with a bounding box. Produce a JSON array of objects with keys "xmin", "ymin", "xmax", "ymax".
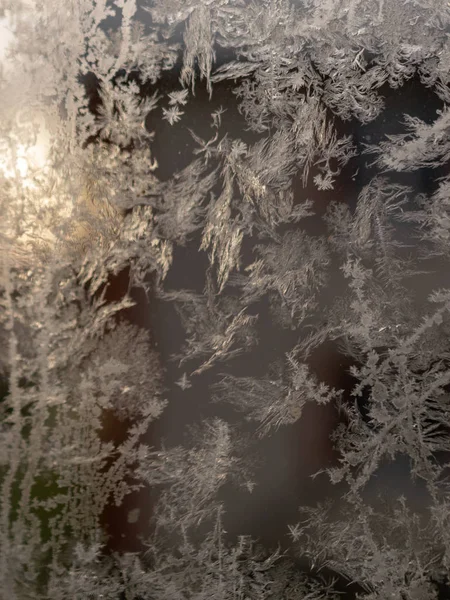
[{"xmin": 1, "ymin": 0, "xmax": 450, "ymax": 599}]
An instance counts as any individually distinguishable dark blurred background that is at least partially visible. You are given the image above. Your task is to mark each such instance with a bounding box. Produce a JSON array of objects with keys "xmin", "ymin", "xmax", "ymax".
[{"xmin": 97, "ymin": 51, "xmax": 445, "ymax": 556}]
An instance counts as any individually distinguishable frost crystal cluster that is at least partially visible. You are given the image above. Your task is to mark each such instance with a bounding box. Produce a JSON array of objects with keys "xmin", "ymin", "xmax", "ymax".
[{"xmin": 2, "ymin": 0, "xmax": 450, "ymax": 598}]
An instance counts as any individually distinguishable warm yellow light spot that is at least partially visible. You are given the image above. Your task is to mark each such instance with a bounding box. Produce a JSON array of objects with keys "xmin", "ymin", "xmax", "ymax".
[{"xmin": 1, "ymin": 111, "xmax": 52, "ymax": 190}]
